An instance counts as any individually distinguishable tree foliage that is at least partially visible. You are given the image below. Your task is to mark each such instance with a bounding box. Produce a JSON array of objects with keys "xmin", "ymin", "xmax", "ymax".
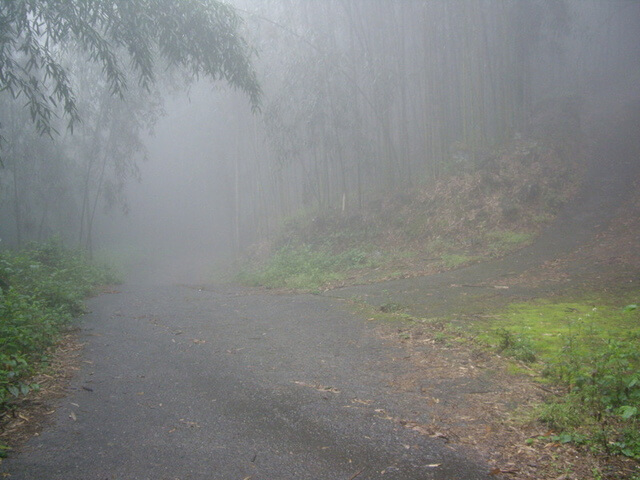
[{"xmin": 0, "ymin": 0, "xmax": 261, "ymax": 138}]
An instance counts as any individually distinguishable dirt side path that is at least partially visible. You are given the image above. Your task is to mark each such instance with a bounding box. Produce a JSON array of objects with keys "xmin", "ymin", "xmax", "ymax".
[{"xmin": 325, "ymin": 107, "xmax": 640, "ymax": 317}]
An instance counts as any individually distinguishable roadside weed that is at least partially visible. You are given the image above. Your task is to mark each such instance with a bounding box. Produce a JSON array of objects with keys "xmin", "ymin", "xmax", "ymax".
[
  {"xmin": 440, "ymin": 253, "xmax": 479, "ymax": 269},
  {"xmin": 486, "ymin": 230, "xmax": 533, "ymax": 254},
  {"xmin": 473, "ymin": 296, "xmax": 640, "ymax": 459},
  {"xmin": 235, "ymin": 244, "xmax": 385, "ymax": 291},
  {"xmin": 0, "ymin": 239, "xmax": 116, "ymax": 410}
]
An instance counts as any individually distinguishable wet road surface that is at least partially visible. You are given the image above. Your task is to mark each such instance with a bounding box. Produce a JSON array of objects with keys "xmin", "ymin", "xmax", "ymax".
[{"xmin": 0, "ymin": 283, "xmax": 491, "ymax": 480}]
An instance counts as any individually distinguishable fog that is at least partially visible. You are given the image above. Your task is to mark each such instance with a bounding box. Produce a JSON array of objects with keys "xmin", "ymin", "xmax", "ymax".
[
  {"xmin": 97, "ymin": 86, "xmax": 243, "ymax": 283},
  {"xmin": 2, "ymin": 0, "xmax": 639, "ymax": 283}
]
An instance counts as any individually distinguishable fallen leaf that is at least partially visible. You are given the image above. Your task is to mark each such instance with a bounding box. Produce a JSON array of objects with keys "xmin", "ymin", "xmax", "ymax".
[
  {"xmin": 292, "ymin": 381, "xmax": 340, "ymax": 393},
  {"xmin": 179, "ymin": 419, "xmax": 200, "ymax": 428},
  {"xmin": 491, "ymin": 467, "xmax": 519, "ymax": 475},
  {"xmin": 412, "ymin": 425, "xmax": 431, "ymax": 435}
]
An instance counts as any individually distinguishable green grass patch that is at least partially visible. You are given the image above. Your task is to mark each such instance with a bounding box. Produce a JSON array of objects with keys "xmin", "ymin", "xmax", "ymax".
[
  {"xmin": 0, "ymin": 239, "xmax": 118, "ymax": 410},
  {"xmin": 486, "ymin": 230, "xmax": 533, "ymax": 254},
  {"xmin": 235, "ymin": 244, "xmax": 384, "ymax": 291},
  {"xmin": 440, "ymin": 253, "xmax": 479, "ymax": 269},
  {"xmin": 470, "ymin": 295, "xmax": 640, "ymax": 459}
]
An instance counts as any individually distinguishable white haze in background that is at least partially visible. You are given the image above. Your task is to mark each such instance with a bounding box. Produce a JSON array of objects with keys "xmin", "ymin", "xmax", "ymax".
[
  {"xmin": 96, "ymin": 84, "xmax": 249, "ymax": 283},
  {"xmin": 88, "ymin": 0, "xmax": 640, "ymax": 284}
]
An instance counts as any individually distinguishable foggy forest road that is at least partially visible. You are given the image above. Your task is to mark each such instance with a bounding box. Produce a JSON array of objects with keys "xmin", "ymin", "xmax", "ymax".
[
  {"xmin": 3, "ymin": 102, "xmax": 638, "ymax": 480},
  {"xmin": 0, "ymin": 283, "xmax": 493, "ymax": 480}
]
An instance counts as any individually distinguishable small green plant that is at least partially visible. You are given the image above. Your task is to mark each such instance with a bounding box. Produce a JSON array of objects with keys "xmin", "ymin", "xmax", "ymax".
[
  {"xmin": 495, "ymin": 328, "xmax": 537, "ymax": 363},
  {"xmin": 379, "ymin": 302, "xmax": 404, "ymax": 313},
  {"xmin": 434, "ymin": 332, "xmax": 448, "ymax": 344},
  {"xmin": 0, "ymin": 443, "xmax": 11, "ymax": 458},
  {"xmin": 236, "ymin": 244, "xmax": 384, "ymax": 291}
]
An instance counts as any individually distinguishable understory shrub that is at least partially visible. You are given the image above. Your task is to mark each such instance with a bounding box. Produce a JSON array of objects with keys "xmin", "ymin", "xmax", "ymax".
[
  {"xmin": 0, "ymin": 239, "xmax": 117, "ymax": 409},
  {"xmin": 540, "ymin": 336, "xmax": 640, "ymax": 458}
]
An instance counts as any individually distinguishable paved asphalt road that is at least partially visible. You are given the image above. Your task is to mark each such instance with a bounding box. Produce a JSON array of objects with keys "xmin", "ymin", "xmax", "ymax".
[{"xmin": 0, "ymin": 283, "xmax": 492, "ymax": 480}]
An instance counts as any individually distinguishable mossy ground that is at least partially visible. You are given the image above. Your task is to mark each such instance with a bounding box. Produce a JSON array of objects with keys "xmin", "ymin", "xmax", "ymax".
[{"xmin": 471, "ymin": 294, "xmax": 640, "ymax": 362}]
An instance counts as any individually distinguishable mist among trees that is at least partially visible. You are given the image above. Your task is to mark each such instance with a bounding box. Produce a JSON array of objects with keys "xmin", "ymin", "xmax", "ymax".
[{"xmin": 1, "ymin": 0, "xmax": 638, "ymax": 276}]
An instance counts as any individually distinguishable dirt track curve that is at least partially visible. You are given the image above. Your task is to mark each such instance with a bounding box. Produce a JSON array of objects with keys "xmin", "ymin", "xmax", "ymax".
[{"xmin": 327, "ymin": 112, "xmax": 640, "ymax": 314}]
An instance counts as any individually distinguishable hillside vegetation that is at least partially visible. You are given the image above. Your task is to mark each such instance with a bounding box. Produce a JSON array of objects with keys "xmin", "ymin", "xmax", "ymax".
[
  {"xmin": 0, "ymin": 241, "xmax": 118, "ymax": 431},
  {"xmin": 237, "ymin": 133, "xmax": 583, "ymax": 291}
]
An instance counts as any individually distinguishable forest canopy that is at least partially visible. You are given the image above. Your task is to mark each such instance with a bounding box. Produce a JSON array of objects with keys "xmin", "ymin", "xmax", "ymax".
[{"xmin": 0, "ymin": 0, "xmax": 261, "ymax": 140}]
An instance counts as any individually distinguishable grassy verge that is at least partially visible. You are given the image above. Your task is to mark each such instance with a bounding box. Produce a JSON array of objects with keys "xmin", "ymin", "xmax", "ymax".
[
  {"xmin": 485, "ymin": 230, "xmax": 534, "ymax": 255},
  {"xmin": 364, "ymin": 292, "xmax": 640, "ymax": 463},
  {"xmin": 0, "ymin": 240, "xmax": 118, "ymax": 417},
  {"xmin": 472, "ymin": 296, "xmax": 640, "ymax": 461},
  {"xmin": 235, "ymin": 224, "xmax": 537, "ymax": 292},
  {"xmin": 235, "ymin": 244, "xmax": 388, "ymax": 292}
]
